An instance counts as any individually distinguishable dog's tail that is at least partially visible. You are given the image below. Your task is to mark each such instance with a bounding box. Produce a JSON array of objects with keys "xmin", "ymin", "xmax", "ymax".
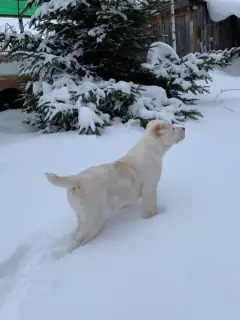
[{"xmin": 45, "ymin": 172, "xmax": 80, "ymax": 189}]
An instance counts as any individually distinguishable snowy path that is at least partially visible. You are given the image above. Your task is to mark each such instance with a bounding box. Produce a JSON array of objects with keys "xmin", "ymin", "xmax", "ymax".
[
  {"xmin": 0, "ymin": 110, "xmax": 37, "ymax": 145},
  {"xmin": 0, "ymin": 70, "xmax": 240, "ymax": 319},
  {"xmin": 0, "ymin": 110, "xmax": 38, "ymax": 165}
]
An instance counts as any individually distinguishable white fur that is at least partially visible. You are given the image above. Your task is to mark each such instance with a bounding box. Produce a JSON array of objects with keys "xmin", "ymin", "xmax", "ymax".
[{"xmin": 45, "ymin": 120, "xmax": 185, "ymax": 251}]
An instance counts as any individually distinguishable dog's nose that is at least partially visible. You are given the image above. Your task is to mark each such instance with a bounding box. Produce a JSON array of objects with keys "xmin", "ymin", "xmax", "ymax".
[{"xmin": 182, "ymin": 127, "xmax": 185, "ymax": 131}]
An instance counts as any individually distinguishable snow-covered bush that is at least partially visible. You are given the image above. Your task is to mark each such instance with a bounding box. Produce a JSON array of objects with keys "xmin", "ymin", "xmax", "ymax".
[
  {"xmin": 24, "ymin": 75, "xmax": 200, "ymax": 134},
  {"xmin": 0, "ymin": 0, "xmax": 202, "ymax": 134},
  {"xmin": 144, "ymin": 42, "xmax": 240, "ymax": 104}
]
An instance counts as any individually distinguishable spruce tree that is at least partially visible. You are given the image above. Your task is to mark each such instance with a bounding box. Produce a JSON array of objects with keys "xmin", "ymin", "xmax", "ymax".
[{"xmin": 2, "ymin": 0, "xmax": 178, "ymax": 134}]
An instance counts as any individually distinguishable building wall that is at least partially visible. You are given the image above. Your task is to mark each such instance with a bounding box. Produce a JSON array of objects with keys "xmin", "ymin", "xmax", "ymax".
[
  {"xmin": 150, "ymin": 11, "xmax": 193, "ymax": 56},
  {"xmin": 190, "ymin": 4, "xmax": 240, "ymax": 52},
  {"xmin": 150, "ymin": 2, "xmax": 240, "ymax": 57},
  {"xmin": 0, "ymin": 57, "xmax": 21, "ymax": 91},
  {"xmin": 0, "ymin": 76, "xmax": 21, "ymax": 91}
]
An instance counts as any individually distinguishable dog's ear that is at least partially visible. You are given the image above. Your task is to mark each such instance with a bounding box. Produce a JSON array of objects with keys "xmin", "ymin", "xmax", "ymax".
[{"xmin": 150, "ymin": 122, "xmax": 170, "ymax": 138}]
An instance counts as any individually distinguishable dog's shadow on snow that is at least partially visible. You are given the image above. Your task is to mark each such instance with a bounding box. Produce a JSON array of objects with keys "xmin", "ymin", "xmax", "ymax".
[
  {"xmin": 0, "ymin": 207, "xmax": 142, "ymax": 282},
  {"xmin": 104, "ymin": 202, "xmax": 143, "ymax": 232},
  {"xmin": 2, "ymin": 233, "xmax": 74, "ymax": 272},
  {"xmin": 0, "ymin": 202, "xmax": 165, "ymax": 304},
  {"xmin": 0, "ymin": 231, "xmax": 74, "ymax": 305},
  {"xmin": 0, "ymin": 208, "xmax": 140, "ymax": 305},
  {"xmin": 100, "ymin": 202, "xmax": 165, "ymax": 243}
]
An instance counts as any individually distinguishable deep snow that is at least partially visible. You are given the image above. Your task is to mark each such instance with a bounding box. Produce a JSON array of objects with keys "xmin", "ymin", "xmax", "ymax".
[{"xmin": 0, "ymin": 68, "xmax": 240, "ymax": 320}]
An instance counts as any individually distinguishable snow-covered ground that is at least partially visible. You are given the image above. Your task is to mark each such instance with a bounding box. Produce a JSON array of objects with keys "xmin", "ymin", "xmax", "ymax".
[{"xmin": 0, "ymin": 68, "xmax": 240, "ymax": 320}]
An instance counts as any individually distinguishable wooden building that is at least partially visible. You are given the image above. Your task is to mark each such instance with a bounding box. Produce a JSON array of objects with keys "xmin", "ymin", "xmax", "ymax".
[
  {"xmin": 0, "ymin": 56, "xmax": 21, "ymax": 91},
  {"xmin": 150, "ymin": 0, "xmax": 240, "ymax": 57},
  {"xmin": 0, "ymin": 56, "xmax": 23, "ymax": 111}
]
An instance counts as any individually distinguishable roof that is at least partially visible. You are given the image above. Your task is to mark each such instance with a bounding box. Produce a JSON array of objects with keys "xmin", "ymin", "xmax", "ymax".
[
  {"xmin": 0, "ymin": 0, "xmax": 37, "ymax": 18},
  {"xmin": 0, "ymin": 62, "xmax": 20, "ymax": 76},
  {"xmin": 205, "ymin": 0, "xmax": 240, "ymax": 22}
]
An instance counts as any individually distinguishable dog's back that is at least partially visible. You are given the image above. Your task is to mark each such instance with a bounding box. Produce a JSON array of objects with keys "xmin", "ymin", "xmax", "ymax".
[{"xmin": 45, "ymin": 119, "xmax": 185, "ymax": 250}]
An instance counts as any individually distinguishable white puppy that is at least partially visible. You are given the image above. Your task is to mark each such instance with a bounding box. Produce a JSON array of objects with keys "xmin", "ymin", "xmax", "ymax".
[{"xmin": 45, "ymin": 120, "xmax": 185, "ymax": 250}]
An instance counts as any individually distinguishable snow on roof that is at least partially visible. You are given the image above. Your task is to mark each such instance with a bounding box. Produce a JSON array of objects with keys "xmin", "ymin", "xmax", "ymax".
[
  {"xmin": 205, "ymin": 0, "xmax": 240, "ymax": 22},
  {"xmin": 0, "ymin": 61, "xmax": 20, "ymax": 76}
]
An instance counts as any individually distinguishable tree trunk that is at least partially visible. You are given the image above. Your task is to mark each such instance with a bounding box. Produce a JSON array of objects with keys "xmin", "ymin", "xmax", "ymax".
[{"xmin": 170, "ymin": 0, "xmax": 176, "ymax": 51}]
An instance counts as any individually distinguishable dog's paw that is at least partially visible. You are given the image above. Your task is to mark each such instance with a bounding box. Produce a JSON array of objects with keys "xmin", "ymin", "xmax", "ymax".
[
  {"xmin": 144, "ymin": 211, "xmax": 158, "ymax": 219},
  {"xmin": 144, "ymin": 206, "xmax": 166, "ymax": 219}
]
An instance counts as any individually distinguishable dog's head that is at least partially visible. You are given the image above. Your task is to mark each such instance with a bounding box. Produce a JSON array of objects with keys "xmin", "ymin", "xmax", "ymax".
[{"xmin": 146, "ymin": 119, "xmax": 185, "ymax": 147}]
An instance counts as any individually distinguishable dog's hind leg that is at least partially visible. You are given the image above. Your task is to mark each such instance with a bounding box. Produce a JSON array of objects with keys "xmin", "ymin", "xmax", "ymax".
[
  {"xmin": 72, "ymin": 219, "xmax": 104, "ymax": 250},
  {"xmin": 71, "ymin": 203, "xmax": 106, "ymax": 251},
  {"xmin": 68, "ymin": 189, "xmax": 107, "ymax": 252}
]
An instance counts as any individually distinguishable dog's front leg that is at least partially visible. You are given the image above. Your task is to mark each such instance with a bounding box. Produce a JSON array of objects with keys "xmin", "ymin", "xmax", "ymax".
[{"xmin": 142, "ymin": 185, "xmax": 158, "ymax": 219}]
